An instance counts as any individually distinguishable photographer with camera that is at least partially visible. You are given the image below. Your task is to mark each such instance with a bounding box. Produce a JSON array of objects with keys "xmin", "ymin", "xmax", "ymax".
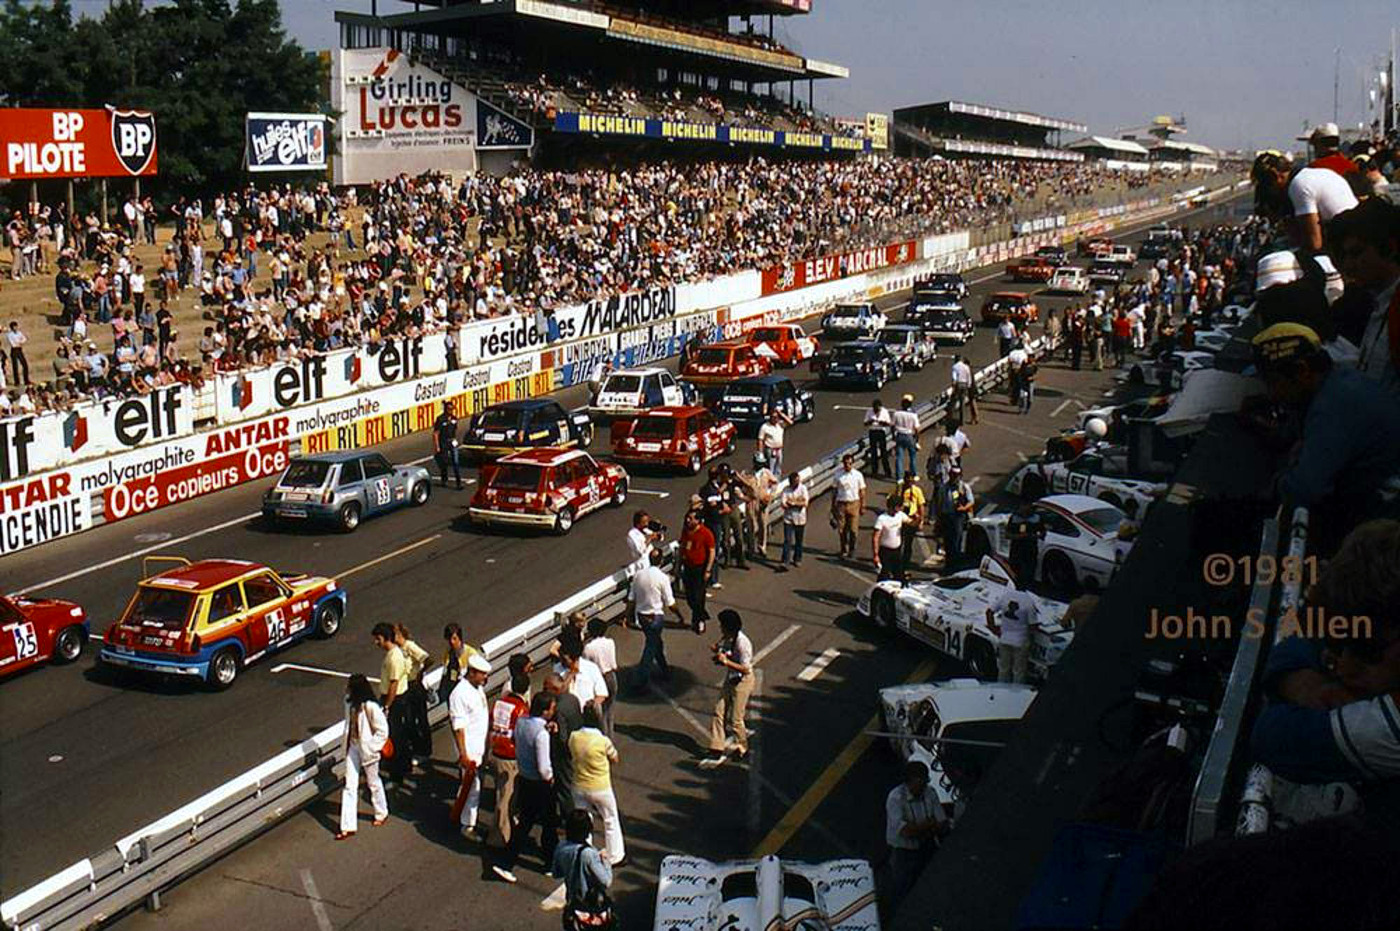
[
  {"xmin": 701, "ymin": 609, "xmax": 755, "ymax": 769},
  {"xmin": 626, "ymin": 510, "xmax": 664, "ymax": 576}
]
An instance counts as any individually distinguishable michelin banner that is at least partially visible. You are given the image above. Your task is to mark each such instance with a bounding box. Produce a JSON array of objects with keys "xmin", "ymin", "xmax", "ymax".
[{"xmin": 246, "ymin": 113, "xmax": 328, "ymax": 173}]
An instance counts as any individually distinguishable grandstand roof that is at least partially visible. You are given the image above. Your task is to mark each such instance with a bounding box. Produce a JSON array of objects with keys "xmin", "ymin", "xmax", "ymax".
[
  {"xmin": 1152, "ymin": 139, "xmax": 1216, "ymax": 156},
  {"xmin": 1066, "ymin": 135, "xmax": 1150, "ymax": 156},
  {"xmin": 345, "ymin": 0, "xmax": 841, "ymax": 81},
  {"xmin": 894, "ymin": 100, "xmax": 1087, "ymax": 134},
  {"xmin": 400, "ymin": 0, "xmax": 813, "ymax": 16}
]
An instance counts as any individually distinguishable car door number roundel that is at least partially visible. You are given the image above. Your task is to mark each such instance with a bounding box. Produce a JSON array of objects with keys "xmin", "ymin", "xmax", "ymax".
[
  {"xmin": 265, "ymin": 610, "xmax": 287, "ymax": 643},
  {"xmin": 373, "ymin": 478, "xmax": 391, "ymax": 506},
  {"xmin": 12, "ymin": 623, "xmax": 38, "ymax": 660}
]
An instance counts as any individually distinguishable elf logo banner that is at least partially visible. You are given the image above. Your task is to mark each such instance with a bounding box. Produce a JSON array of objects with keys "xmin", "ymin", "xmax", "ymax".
[{"xmin": 110, "ymin": 109, "xmax": 157, "ymax": 175}]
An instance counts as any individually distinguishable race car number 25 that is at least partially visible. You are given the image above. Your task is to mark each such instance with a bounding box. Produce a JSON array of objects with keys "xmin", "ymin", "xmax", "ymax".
[{"xmin": 11, "ymin": 623, "xmax": 38, "ymax": 660}]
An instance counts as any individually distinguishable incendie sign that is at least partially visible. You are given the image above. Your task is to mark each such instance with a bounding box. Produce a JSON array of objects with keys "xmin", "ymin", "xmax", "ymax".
[{"xmin": 1, "ymin": 107, "xmax": 158, "ymax": 180}]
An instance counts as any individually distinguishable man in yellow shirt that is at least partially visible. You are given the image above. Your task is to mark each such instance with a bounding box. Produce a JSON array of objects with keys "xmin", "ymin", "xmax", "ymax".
[
  {"xmin": 438, "ymin": 622, "xmax": 482, "ymax": 704},
  {"xmin": 373, "ymin": 623, "xmax": 411, "ymax": 781},
  {"xmin": 898, "ymin": 471, "xmax": 927, "ymax": 571},
  {"xmin": 568, "ymin": 705, "xmax": 625, "ymax": 866}
]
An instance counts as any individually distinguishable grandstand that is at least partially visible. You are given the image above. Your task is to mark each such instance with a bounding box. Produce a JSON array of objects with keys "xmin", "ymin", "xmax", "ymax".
[
  {"xmin": 1117, "ymin": 114, "xmax": 1219, "ymax": 171},
  {"xmin": 333, "ymin": 0, "xmax": 868, "ymax": 170},
  {"xmin": 892, "ymin": 100, "xmax": 1086, "ymax": 162}
]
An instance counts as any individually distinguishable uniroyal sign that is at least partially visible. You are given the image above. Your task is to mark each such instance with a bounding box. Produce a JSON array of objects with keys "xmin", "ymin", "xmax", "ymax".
[
  {"xmin": 761, "ymin": 240, "xmax": 917, "ymax": 295},
  {"xmin": 1, "ymin": 107, "xmax": 158, "ymax": 180}
]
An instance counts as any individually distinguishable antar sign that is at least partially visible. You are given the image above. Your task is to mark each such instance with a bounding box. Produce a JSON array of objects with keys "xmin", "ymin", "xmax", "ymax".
[{"xmin": 1, "ymin": 108, "xmax": 158, "ymax": 180}]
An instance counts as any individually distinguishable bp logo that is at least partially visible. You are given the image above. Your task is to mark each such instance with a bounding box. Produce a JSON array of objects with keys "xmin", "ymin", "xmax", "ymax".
[{"xmin": 109, "ymin": 109, "xmax": 157, "ymax": 175}]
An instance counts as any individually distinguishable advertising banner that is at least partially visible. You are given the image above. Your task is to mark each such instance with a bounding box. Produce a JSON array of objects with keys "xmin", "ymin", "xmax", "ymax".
[
  {"xmin": 553, "ymin": 111, "xmax": 870, "ymax": 154},
  {"xmin": 475, "ymin": 99, "xmax": 534, "ymax": 150},
  {"xmin": 245, "ymin": 113, "xmax": 328, "ymax": 173},
  {"xmin": 761, "ymin": 240, "xmax": 918, "ymax": 295},
  {"xmin": 1, "ymin": 107, "xmax": 157, "ymax": 180},
  {"xmin": 0, "ymin": 472, "xmax": 92, "ymax": 555},
  {"xmin": 865, "ymin": 112, "xmax": 889, "ymax": 150},
  {"xmin": 463, "ymin": 284, "xmax": 679, "ymax": 365}
]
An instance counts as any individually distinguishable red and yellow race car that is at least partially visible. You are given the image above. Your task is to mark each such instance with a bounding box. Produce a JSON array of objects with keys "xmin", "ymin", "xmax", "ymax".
[
  {"xmin": 681, "ymin": 340, "xmax": 773, "ymax": 385},
  {"xmin": 981, "ymin": 292, "xmax": 1040, "ymax": 325},
  {"xmin": 469, "ymin": 448, "xmax": 629, "ymax": 535},
  {"xmin": 98, "ymin": 557, "xmax": 346, "ymax": 690},
  {"xmin": 611, "ymin": 405, "xmax": 737, "ymax": 474},
  {"xmin": 1, "ymin": 592, "xmax": 88, "ymax": 678},
  {"xmin": 743, "ymin": 324, "xmax": 819, "ymax": 368},
  {"xmin": 1003, "ymin": 255, "xmax": 1057, "ymax": 283}
]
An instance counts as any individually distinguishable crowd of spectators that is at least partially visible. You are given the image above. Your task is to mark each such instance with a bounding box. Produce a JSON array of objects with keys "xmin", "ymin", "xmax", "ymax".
[{"xmin": 2, "ymin": 153, "xmax": 1204, "ymax": 416}]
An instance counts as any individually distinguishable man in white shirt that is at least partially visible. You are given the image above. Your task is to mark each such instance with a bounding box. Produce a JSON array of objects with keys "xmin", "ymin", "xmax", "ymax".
[
  {"xmin": 996, "ymin": 318, "xmax": 1017, "ymax": 357},
  {"xmin": 554, "ymin": 633, "xmax": 608, "ymax": 718},
  {"xmin": 702, "ymin": 609, "xmax": 756, "ymax": 767},
  {"xmin": 831, "ymin": 453, "xmax": 867, "ymax": 559},
  {"xmin": 5, "ymin": 321, "xmax": 28, "ymax": 385},
  {"xmin": 583, "ymin": 618, "xmax": 619, "ymax": 736},
  {"xmin": 937, "ymin": 418, "xmax": 970, "ymax": 469},
  {"xmin": 757, "ymin": 409, "xmax": 791, "ymax": 475},
  {"xmin": 1327, "ymin": 199, "xmax": 1399, "ymax": 399},
  {"xmin": 778, "ymin": 472, "xmax": 809, "ymax": 570},
  {"xmin": 949, "ymin": 355, "xmax": 978, "ymax": 424},
  {"xmin": 625, "ymin": 510, "xmax": 661, "ymax": 575},
  {"xmin": 891, "ymin": 395, "xmax": 920, "ymax": 482},
  {"xmin": 872, "ymin": 494, "xmax": 916, "ymax": 582},
  {"xmin": 886, "ymin": 760, "xmax": 948, "ymax": 903},
  {"xmin": 863, "ymin": 399, "xmax": 892, "ymax": 478},
  {"xmin": 986, "ymin": 589, "xmax": 1040, "ymax": 684},
  {"xmin": 449, "ymin": 653, "xmax": 492, "ymax": 836},
  {"xmin": 1253, "ymin": 151, "xmax": 1359, "ymax": 253},
  {"xmin": 628, "ymin": 550, "xmax": 687, "ymax": 688}
]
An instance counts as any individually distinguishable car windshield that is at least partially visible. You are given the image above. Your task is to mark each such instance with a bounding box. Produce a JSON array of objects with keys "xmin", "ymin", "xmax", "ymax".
[
  {"xmin": 830, "ymin": 307, "xmax": 863, "ymax": 319},
  {"xmin": 126, "ymin": 588, "xmax": 196, "ymax": 630},
  {"xmin": 831, "ymin": 345, "xmax": 869, "ymax": 361},
  {"xmin": 280, "ymin": 460, "xmax": 330, "ymax": 488},
  {"xmin": 603, "ymin": 375, "xmax": 641, "ymax": 393},
  {"xmin": 1077, "ymin": 506, "xmax": 1124, "ymax": 536},
  {"xmin": 878, "ymin": 331, "xmax": 908, "ymax": 345},
  {"xmin": 929, "ymin": 310, "xmax": 964, "ymax": 323},
  {"xmin": 490, "ymin": 464, "xmax": 544, "ymax": 491},
  {"xmin": 695, "ymin": 348, "xmax": 732, "ymax": 365},
  {"xmin": 723, "ymin": 384, "xmax": 766, "ymax": 401},
  {"xmin": 630, "ymin": 417, "xmax": 677, "ymax": 439},
  {"xmin": 931, "ymin": 576, "xmax": 977, "ymax": 590},
  {"xmin": 936, "ymin": 719, "xmax": 1021, "ymax": 793},
  {"xmin": 475, "ymin": 408, "xmax": 520, "ymax": 430},
  {"xmin": 750, "ymin": 328, "xmax": 785, "ymax": 342}
]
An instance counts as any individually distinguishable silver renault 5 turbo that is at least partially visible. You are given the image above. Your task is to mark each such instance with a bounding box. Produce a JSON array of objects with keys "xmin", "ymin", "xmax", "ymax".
[{"xmin": 262, "ymin": 451, "xmax": 432, "ymax": 532}]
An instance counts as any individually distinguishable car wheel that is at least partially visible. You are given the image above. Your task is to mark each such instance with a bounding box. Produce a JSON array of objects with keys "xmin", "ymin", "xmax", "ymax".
[
  {"xmin": 53, "ymin": 625, "xmax": 85, "ymax": 664},
  {"xmin": 611, "ymin": 481, "xmax": 628, "ymax": 507},
  {"xmin": 410, "ymin": 481, "xmax": 430, "ymax": 506},
  {"xmin": 966, "ymin": 527, "xmax": 991, "ymax": 561},
  {"xmin": 1098, "ymin": 491, "xmax": 1123, "ymax": 512},
  {"xmin": 553, "ymin": 505, "xmax": 576, "ymax": 535},
  {"xmin": 337, "ymin": 502, "xmax": 361, "ymax": 532},
  {"xmin": 1128, "ymin": 366, "xmax": 1145, "ymax": 385},
  {"xmin": 966, "ymin": 639, "xmax": 997, "ymax": 680},
  {"xmin": 688, "ymin": 452, "xmax": 703, "ymax": 474},
  {"xmin": 207, "ymin": 648, "xmax": 241, "ymax": 690},
  {"xmin": 314, "ymin": 600, "xmax": 343, "ymax": 639},
  {"xmin": 1021, "ymin": 473, "xmax": 1046, "ymax": 500},
  {"xmin": 1043, "ymin": 551, "xmax": 1078, "ymax": 593}
]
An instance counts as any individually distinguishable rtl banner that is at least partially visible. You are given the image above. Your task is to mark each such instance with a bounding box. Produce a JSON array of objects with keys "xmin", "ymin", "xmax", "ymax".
[
  {"xmin": 1, "ymin": 107, "xmax": 157, "ymax": 180},
  {"xmin": 246, "ymin": 113, "xmax": 328, "ymax": 173}
]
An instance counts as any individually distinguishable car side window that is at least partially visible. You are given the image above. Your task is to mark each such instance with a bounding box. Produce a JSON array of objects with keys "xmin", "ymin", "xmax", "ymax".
[
  {"xmin": 242, "ymin": 574, "xmax": 286, "ymax": 611},
  {"xmin": 362, "ymin": 456, "xmax": 392, "ymax": 479},
  {"xmin": 659, "ymin": 371, "xmax": 676, "ymax": 389},
  {"xmin": 558, "ymin": 461, "xmax": 582, "ymax": 484},
  {"xmin": 205, "ymin": 585, "xmax": 245, "ymax": 625},
  {"xmin": 1040, "ymin": 511, "xmax": 1080, "ymax": 537},
  {"xmin": 779, "ymin": 381, "xmax": 794, "ymax": 400},
  {"xmin": 0, "ymin": 597, "xmax": 22, "ymax": 625},
  {"xmin": 338, "ymin": 459, "xmax": 363, "ymax": 486},
  {"xmin": 575, "ymin": 456, "xmax": 598, "ymax": 477},
  {"xmin": 643, "ymin": 375, "xmax": 664, "ymax": 407},
  {"xmin": 694, "ymin": 411, "xmax": 713, "ymax": 432}
]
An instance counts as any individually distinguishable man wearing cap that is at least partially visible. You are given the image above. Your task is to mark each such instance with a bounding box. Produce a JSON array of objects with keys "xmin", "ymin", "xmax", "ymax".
[
  {"xmin": 1251, "ymin": 322, "xmax": 1400, "ymax": 537},
  {"xmin": 936, "ymin": 466, "xmax": 975, "ymax": 568},
  {"xmin": 1307, "ymin": 123, "xmax": 1358, "ymax": 178},
  {"xmin": 449, "ymin": 653, "xmax": 493, "ymax": 838},
  {"xmin": 892, "ymin": 395, "xmax": 920, "ymax": 482}
]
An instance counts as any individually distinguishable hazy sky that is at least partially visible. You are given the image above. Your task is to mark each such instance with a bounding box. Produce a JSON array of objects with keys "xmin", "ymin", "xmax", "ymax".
[{"xmin": 282, "ymin": 0, "xmax": 1398, "ymax": 152}]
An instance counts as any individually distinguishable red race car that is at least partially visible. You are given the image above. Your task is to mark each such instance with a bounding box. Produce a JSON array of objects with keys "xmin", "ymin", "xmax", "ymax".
[
  {"xmin": 1004, "ymin": 255, "xmax": 1057, "ymax": 283},
  {"xmin": 611, "ymin": 405, "xmax": 737, "ymax": 474},
  {"xmin": 469, "ymin": 448, "xmax": 629, "ymax": 535},
  {"xmin": 681, "ymin": 340, "xmax": 773, "ymax": 385},
  {"xmin": 744, "ymin": 325, "xmax": 819, "ymax": 368},
  {"xmin": 1, "ymin": 593, "xmax": 88, "ymax": 678},
  {"xmin": 981, "ymin": 292, "xmax": 1040, "ymax": 325},
  {"xmin": 98, "ymin": 557, "xmax": 346, "ymax": 690}
]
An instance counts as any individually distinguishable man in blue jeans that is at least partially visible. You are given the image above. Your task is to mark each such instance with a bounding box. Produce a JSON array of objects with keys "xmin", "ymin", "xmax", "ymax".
[
  {"xmin": 627, "ymin": 550, "xmax": 687, "ymax": 689},
  {"xmin": 892, "ymin": 395, "xmax": 920, "ymax": 481}
]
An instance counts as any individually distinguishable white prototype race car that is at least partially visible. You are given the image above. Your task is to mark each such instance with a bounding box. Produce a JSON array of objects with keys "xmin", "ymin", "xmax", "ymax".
[
  {"xmin": 654, "ymin": 854, "xmax": 878, "ymax": 931},
  {"xmin": 1004, "ymin": 446, "xmax": 1167, "ymax": 519},
  {"xmin": 967, "ymin": 494, "xmax": 1135, "ymax": 592},
  {"xmin": 879, "ymin": 678, "xmax": 1037, "ymax": 815},
  {"xmin": 1125, "ymin": 350, "xmax": 1215, "ymax": 391},
  {"xmin": 858, "ymin": 555, "xmax": 1073, "ymax": 681}
]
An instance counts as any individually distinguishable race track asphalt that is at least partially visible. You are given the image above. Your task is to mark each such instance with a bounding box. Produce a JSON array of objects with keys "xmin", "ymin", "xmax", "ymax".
[{"xmin": 0, "ymin": 200, "xmax": 1239, "ymax": 907}]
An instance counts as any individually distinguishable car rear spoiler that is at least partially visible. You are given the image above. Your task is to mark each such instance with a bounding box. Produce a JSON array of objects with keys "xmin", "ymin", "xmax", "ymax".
[{"xmin": 141, "ymin": 555, "xmax": 191, "ymax": 580}]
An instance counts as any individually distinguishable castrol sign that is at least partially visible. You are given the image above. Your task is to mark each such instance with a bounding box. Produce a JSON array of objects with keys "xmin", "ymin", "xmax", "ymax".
[{"xmin": 1, "ymin": 107, "xmax": 158, "ymax": 180}]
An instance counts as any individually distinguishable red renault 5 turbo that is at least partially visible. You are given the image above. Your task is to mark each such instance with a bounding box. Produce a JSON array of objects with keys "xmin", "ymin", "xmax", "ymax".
[
  {"xmin": 611, "ymin": 405, "xmax": 737, "ymax": 474},
  {"xmin": 681, "ymin": 340, "xmax": 773, "ymax": 385},
  {"xmin": 0, "ymin": 593, "xmax": 89, "ymax": 678},
  {"xmin": 469, "ymin": 448, "xmax": 628, "ymax": 535},
  {"xmin": 98, "ymin": 557, "xmax": 346, "ymax": 690}
]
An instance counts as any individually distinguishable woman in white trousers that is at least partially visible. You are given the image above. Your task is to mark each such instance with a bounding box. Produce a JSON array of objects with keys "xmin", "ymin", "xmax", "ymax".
[{"xmin": 338, "ymin": 674, "xmax": 389, "ymax": 840}]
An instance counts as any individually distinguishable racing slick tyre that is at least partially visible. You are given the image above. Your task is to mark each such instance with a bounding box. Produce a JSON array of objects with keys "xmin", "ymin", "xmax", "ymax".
[
  {"xmin": 1043, "ymin": 550, "xmax": 1078, "ymax": 593},
  {"xmin": 53, "ymin": 625, "xmax": 85, "ymax": 664},
  {"xmin": 966, "ymin": 527, "xmax": 992, "ymax": 561},
  {"xmin": 410, "ymin": 481, "xmax": 430, "ymax": 506},
  {"xmin": 688, "ymin": 452, "xmax": 703, "ymax": 474},
  {"xmin": 313, "ymin": 600, "xmax": 343, "ymax": 639},
  {"xmin": 337, "ymin": 502, "xmax": 362, "ymax": 533},
  {"xmin": 871, "ymin": 589, "xmax": 898, "ymax": 630},
  {"xmin": 207, "ymin": 648, "xmax": 241, "ymax": 691},
  {"xmin": 553, "ymin": 505, "xmax": 576, "ymax": 536},
  {"xmin": 966, "ymin": 639, "xmax": 998, "ymax": 681},
  {"xmin": 1020, "ymin": 473, "xmax": 1046, "ymax": 500},
  {"xmin": 611, "ymin": 481, "xmax": 628, "ymax": 507}
]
